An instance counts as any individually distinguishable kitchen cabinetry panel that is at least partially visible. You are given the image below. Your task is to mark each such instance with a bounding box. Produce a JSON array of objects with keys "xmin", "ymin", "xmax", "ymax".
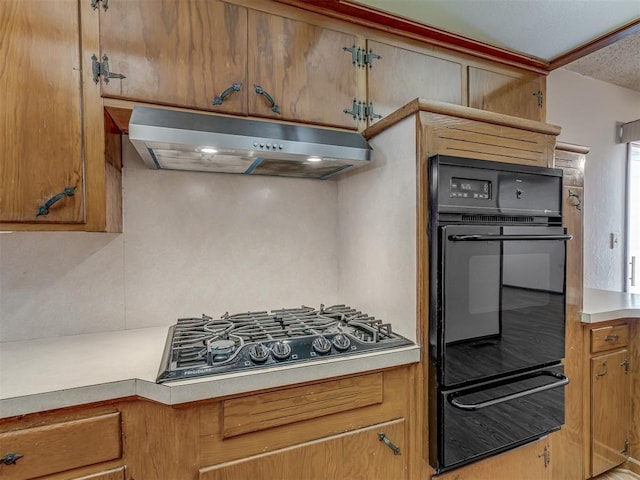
[
  {"xmin": 199, "ymin": 419, "xmax": 406, "ymax": 480},
  {"xmin": 591, "ymin": 324, "xmax": 630, "ymax": 353},
  {"xmin": 0, "ymin": 0, "xmax": 83, "ymax": 224},
  {"xmin": 366, "ymin": 40, "xmax": 463, "ymax": 126},
  {"xmin": 99, "ymin": 0, "xmax": 248, "ymax": 115},
  {"xmin": 591, "ymin": 348, "xmax": 630, "ymax": 476},
  {"xmin": 247, "ymin": 10, "xmax": 359, "ymax": 128},
  {"xmin": 419, "ymin": 111, "xmax": 555, "ymax": 167},
  {"xmin": 432, "ymin": 437, "xmax": 552, "ymax": 480},
  {"xmin": 468, "ymin": 66, "xmax": 545, "ymax": 122},
  {"xmin": 222, "ymin": 373, "xmax": 383, "ymax": 438},
  {"xmin": 0, "ymin": 412, "xmax": 121, "ymax": 480}
]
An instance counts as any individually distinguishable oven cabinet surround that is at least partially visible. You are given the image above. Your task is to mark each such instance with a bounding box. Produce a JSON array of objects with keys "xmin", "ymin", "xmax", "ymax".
[
  {"xmin": 0, "ymin": 0, "xmax": 121, "ymax": 232},
  {"xmin": 0, "ymin": 406, "xmax": 125, "ymax": 480},
  {"xmin": 360, "ymin": 98, "xmax": 562, "ymax": 479},
  {"xmin": 548, "ymin": 142, "xmax": 587, "ymax": 479},
  {"xmin": 583, "ymin": 320, "xmax": 633, "ymax": 478}
]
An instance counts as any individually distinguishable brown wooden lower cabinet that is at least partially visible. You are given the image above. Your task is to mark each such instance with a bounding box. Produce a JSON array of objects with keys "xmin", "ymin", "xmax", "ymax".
[
  {"xmin": 199, "ymin": 419, "xmax": 406, "ymax": 480},
  {"xmin": 0, "ymin": 412, "xmax": 122, "ymax": 480},
  {"xmin": 584, "ymin": 320, "xmax": 632, "ymax": 478},
  {"xmin": 433, "ymin": 437, "xmax": 552, "ymax": 480}
]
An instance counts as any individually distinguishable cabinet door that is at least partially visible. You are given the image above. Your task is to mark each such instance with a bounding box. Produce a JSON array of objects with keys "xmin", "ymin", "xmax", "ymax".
[
  {"xmin": 248, "ymin": 11, "xmax": 358, "ymax": 129},
  {"xmin": 199, "ymin": 419, "xmax": 406, "ymax": 480},
  {"xmin": 367, "ymin": 40, "xmax": 463, "ymax": 126},
  {"xmin": 591, "ymin": 349, "xmax": 630, "ymax": 476},
  {"xmin": 99, "ymin": 0, "xmax": 247, "ymax": 114},
  {"xmin": 468, "ymin": 66, "xmax": 545, "ymax": 122},
  {"xmin": 0, "ymin": 0, "xmax": 83, "ymax": 223},
  {"xmin": 434, "ymin": 438, "xmax": 552, "ymax": 480}
]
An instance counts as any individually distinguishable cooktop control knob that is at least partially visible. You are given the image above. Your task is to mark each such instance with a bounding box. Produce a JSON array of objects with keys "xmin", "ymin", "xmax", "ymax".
[
  {"xmin": 332, "ymin": 333, "xmax": 351, "ymax": 351},
  {"xmin": 271, "ymin": 341, "xmax": 292, "ymax": 360},
  {"xmin": 312, "ymin": 336, "xmax": 332, "ymax": 354},
  {"xmin": 248, "ymin": 343, "xmax": 270, "ymax": 363}
]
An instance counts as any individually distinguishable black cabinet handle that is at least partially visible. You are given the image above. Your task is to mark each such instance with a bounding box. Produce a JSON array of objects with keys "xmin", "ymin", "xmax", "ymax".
[
  {"xmin": 36, "ymin": 186, "xmax": 77, "ymax": 217},
  {"xmin": 378, "ymin": 433, "xmax": 401, "ymax": 455},
  {"xmin": 213, "ymin": 82, "xmax": 242, "ymax": 105},
  {"xmin": 1, "ymin": 452, "xmax": 23, "ymax": 465},
  {"xmin": 253, "ymin": 85, "xmax": 280, "ymax": 113}
]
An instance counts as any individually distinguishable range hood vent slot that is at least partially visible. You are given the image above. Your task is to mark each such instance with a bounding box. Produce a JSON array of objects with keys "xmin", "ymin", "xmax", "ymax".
[{"xmin": 128, "ymin": 107, "xmax": 372, "ymax": 180}]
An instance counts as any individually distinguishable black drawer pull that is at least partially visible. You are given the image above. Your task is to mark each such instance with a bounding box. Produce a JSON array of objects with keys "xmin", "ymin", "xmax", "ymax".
[
  {"xmin": 378, "ymin": 433, "xmax": 401, "ymax": 455},
  {"xmin": 1, "ymin": 452, "xmax": 23, "ymax": 465},
  {"xmin": 604, "ymin": 335, "xmax": 620, "ymax": 342},
  {"xmin": 36, "ymin": 186, "xmax": 77, "ymax": 216}
]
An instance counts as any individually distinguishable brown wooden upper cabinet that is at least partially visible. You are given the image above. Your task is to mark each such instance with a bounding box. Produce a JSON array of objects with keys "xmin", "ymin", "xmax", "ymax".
[
  {"xmin": 468, "ymin": 66, "xmax": 546, "ymax": 122},
  {"xmin": 99, "ymin": 1, "xmax": 359, "ymax": 129},
  {"xmin": 366, "ymin": 40, "xmax": 463, "ymax": 126},
  {"xmin": 0, "ymin": 0, "xmax": 84, "ymax": 224}
]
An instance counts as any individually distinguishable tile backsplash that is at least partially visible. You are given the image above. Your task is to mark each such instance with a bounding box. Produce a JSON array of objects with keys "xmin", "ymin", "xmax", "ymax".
[{"xmin": 0, "ymin": 138, "xmax": 339, "ymax": 342}]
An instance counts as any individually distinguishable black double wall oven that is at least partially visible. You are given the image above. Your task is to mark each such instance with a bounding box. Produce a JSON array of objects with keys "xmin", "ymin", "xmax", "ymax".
[{"xmin": 428, "ymin": 155, "xmax": 571, "ymax": 472}]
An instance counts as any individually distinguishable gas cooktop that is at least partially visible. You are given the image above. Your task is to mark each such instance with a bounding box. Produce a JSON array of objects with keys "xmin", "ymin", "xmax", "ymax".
[{"xmin": 156, "ymin": 304, "xmax": 413, "ymax": 383}]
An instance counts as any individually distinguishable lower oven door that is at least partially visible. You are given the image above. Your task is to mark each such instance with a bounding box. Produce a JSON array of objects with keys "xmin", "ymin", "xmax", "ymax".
[{"xmin": 435, "ymin": 364, "xmax": 567, "ymax": 472}]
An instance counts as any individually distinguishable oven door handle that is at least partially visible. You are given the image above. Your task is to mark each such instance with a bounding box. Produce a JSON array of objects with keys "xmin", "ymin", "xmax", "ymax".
[
  {"xmin": 448, "ymin": 234, "xmax": 573, "ymax": 242},
  {"xmin": 448, "ymin": 372, "xmax": 569, "ymax": 411}
]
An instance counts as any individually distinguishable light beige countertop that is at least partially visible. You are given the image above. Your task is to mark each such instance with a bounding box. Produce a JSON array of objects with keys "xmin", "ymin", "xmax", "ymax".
[
  {"xmin": 0, "ymin": 326, "xmax": 420, "ymax": 418},
  {"xmin": 582, "ymin": 288, "xmax": 640, "ymax": 323}
]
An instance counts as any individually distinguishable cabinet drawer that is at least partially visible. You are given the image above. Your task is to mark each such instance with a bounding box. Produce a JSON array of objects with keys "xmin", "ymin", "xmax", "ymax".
[
  {"xmin": 222, "ymin": 373, "xmax": 383, "ymax": 438},
  {"xmin": 0, "ymin": 412, "xmax": 121, "ymax": 480},
  {"xmin": 591, "ymin": 324, "xmax": 629, "ymax": 353}
]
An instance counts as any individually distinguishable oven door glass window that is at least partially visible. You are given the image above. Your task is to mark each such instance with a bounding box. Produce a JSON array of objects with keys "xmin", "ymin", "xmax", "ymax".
[{"xmin": 440, "ymin": 225, "xmax": 566, "ymax": 387}]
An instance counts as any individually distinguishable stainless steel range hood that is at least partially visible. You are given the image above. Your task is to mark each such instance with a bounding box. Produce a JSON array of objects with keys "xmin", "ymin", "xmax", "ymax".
[{"xmin": 128, "ymin": 106, "xmax": 372, "ymax": 180}]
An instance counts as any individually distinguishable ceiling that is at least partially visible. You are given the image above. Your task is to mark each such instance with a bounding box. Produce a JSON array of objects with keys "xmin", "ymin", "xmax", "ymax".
[{"xmin": 352, "ymin": 0, "xmax": 640, "ymax": 92}]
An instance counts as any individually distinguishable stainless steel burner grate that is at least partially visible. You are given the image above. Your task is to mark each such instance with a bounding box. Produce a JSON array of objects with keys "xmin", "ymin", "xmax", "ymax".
[{"xmin": 156, "ymin": 304, "xmax": 413, "ymax": 383}]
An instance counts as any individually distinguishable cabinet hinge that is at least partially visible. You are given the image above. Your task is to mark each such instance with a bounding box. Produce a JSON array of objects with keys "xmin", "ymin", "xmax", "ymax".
[
  {"xmin": 342, "ymin": 46, "xmax": 380, "ymax": 68},
  {"xmin": 363, "ymin": 49, "xmax": 381, "ymax": 68},
  {"xmin": 622, "ymin": 357, "xmax": 630, "ymax": 374},
  {"xmin": 343, "ymin": 45, "xmax": 364, "ymax": 68},
  {"xmin": 538, "ymin": 444, "xmax": 550, "ymax": 468},
  {"xmin": 90, "ymin": 0, "xmax": 108, "ymax": 11},
  {"xmin": 91, "ymin": 54, "xmax": 126, "ymax": 84},
  {"xmin": 343, "ymin": 99, "xmax": 382, "ymax": 122},
  {"xmin": 533, "ymin": 90, "xmax": 543, "ymax": 108},
  {"xmin": 622, "ymin": 439, "xmax": 629, "ymax": 455}
]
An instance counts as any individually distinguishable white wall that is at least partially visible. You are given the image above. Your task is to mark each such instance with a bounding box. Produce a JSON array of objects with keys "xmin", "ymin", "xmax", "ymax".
[
  {"xmin": 547, "ymin": 69, "xmax": 640, "ymax": 291},
  {"xmin": 0, "ymin": 139, "xmax": 339, "ymax": 342}
]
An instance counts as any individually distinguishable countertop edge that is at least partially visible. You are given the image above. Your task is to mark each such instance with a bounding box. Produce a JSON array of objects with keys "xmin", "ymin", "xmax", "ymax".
[{"xmin": 0, "ymin": 346, "xmax": 421, "ymax": 418}]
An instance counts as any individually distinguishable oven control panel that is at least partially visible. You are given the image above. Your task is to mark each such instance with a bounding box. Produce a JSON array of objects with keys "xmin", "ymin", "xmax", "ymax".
[
  {"xmin": 450, "ymin": 178, "xmax": 491, "ymax": 200},
  {"xmin": 431, "ymin": 155, "xmax": 562, "ymax": 216}
]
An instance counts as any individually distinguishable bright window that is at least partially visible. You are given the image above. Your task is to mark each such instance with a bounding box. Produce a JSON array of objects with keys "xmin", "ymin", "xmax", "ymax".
[{"xmin": 626, "ymin": 142, "xmax": 640, "ymax": 293}]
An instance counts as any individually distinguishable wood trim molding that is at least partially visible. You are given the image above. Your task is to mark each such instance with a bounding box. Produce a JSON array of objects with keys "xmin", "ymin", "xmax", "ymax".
[
  {"xmin": 364, "ymin": 98, "xmax": 562, "ymax": 139},
  {"xmin": 549, "ymin": 19, "xmax": 640, "ymax": 70},
  {"xmin": 273, "ymin": 0, "xmax": 549, "ymax": 74},
  {"xmin": 273, "ymin": 0, "xmax": 639, "ymax": 74},
  {"xmin": 556, "ymin": 142, "xmax": 591, "ymax": 155}
]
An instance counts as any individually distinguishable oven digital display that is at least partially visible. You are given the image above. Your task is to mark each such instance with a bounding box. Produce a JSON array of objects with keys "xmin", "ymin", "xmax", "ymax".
[{"xmin": 450, "ymin": 178, "xmax": 491, "ymax": 199}]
